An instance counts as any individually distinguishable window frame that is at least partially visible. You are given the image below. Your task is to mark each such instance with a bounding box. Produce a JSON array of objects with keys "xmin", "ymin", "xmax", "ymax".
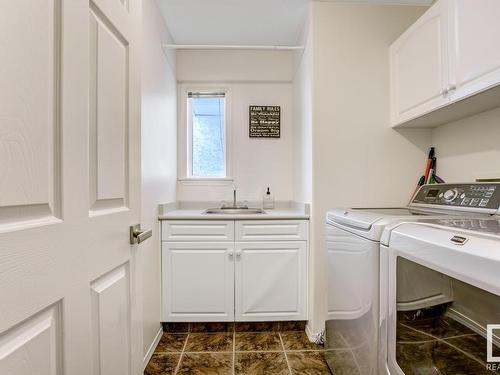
[{"xmin": 178, "ymin": 84, "xmax": 233, "ymax": 184}]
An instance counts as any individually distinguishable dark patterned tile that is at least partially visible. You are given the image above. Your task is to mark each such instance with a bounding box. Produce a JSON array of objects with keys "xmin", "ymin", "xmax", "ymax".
[
  {"xmin": 144, "ymin": 353, "xmax": 180, "ymax": 375},
  {"xmin": 190, "ymin": 322, "xmax": 234, "ymax": 333},
  {"xmin": 162, "ymin": 322, "xmax": 189, "ymax": 333},
  {"xmin": 185, "ymin": 333, "xmax": 233, "ymax": 352},
  {"xmin": 445, "ymin": 334, "xmax": 489, "ymax": 363},
  {"xmin": 177, "ymin": 353, "xmax": 232, "ymax": 375},
  {"xmin": 155, "ymin": 333, "xmax": 187, "ymax": 353},
  {"xmin": 324, "ymin": 350, "xmax": 359, "ymax": 375},
  {"xmin": 397, "ymin": 323, "xmax": 435, "ymax": 343},
  {"xmin": 401, "ymin": 315, "xmax": 475, "ymax": 339},
  {"xmin": 324, "ymin": 330, "xmax": 347, "ymax": 350},
  {"xmin": 288, "ymin": 351, "xmax": 332, "ymax": 375},
  {"xmin": 235, "ymin": 321, "xmax": 279, "ymax": 332},
  {"xmin": 281, "ymin": 331, "xmax": 323, "ymax": 351},
  {"xmin": 235, "ymin": 352, "xmax": 289, "ymax": 375},
  {"xmin": 396, "ymin": 341, "xmax": 491, "ymax": 375},
  {"xmin": 279, "ymin": 321, "xmax": 307, "ymax": 332},
  {"xmin": 235, "ymin": 332, "xmax": 282, "ymax": 351}
]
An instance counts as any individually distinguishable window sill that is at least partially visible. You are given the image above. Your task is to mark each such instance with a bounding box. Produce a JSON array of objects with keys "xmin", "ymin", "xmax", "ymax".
[{"xmin": 178, "ymin": 177, "xmax": 234, "ymax": 186}]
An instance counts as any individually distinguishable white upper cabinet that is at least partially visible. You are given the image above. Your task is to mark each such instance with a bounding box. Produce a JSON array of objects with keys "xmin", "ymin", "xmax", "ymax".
[
  {"xmin": 449, "ymin": 0, "xmax": 500, "ymax": 101},
  {"xmin": 390, "ymin": 0, "xmax": 451, "ymax": 126},
  {"xmin": 390, "ymin": 0, "xmax": 500, "ymax": 127}
]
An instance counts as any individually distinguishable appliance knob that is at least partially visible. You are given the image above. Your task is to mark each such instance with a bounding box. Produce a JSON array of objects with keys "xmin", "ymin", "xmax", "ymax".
[{"xmin": 443, "ymin": 189, "xmax": 458, "ymax": 202}]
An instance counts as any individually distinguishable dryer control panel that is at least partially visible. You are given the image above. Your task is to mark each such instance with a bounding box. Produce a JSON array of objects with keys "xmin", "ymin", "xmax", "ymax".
[{"xmin": 410, "ymin": 183, "xmax": 500, "ymax": 212}]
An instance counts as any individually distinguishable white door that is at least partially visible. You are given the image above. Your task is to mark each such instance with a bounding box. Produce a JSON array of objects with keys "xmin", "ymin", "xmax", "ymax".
[
  {"xmin": 0, "ymin": 0, "xmax": 143, "ymax": 374},
  {"xmin": 162, "ymin": 242, "xmax": 235, "ymax": 322},
  {"xmin": 390, "ymin": 0, "xmax": 451, "ymax": 126},
  {"xmin": 449, "ymin": 0, "xmax": 500, "ymax": 101},
  {"xmin": 235, "ymin": 242, "xmax": 307, "ymax": 321}
]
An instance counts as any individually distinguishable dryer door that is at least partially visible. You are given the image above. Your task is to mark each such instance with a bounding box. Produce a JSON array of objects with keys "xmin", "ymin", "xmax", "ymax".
[{"xmin": 386, "ymin": 222, "xmax": 500, "ymax": 375}]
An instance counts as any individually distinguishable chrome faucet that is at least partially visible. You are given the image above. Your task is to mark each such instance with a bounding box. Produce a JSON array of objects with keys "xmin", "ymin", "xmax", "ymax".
[{"xmin": 220, "ymin": 185, "xmax": 247, "ymax": 209}]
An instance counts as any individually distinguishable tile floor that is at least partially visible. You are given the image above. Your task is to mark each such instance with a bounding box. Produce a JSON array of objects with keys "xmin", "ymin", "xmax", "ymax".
[
  {"xmin": 396, "ymin": 311, "xmax": 499, "ymax": 375},
  {"xmin": 145, "ymin": 322, "xmax": 332, "ymax": 375}
]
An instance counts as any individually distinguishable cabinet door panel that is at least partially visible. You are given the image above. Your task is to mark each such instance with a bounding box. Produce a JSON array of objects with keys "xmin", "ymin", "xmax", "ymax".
[
  {"xmin": 162, "ymin": 221, "xmax": 234, "ymax": 242},
  {"xmin": 390, "ymin": 0, "xmax": 450, "ymax": 126},
  {"xmin": 235, "ymin": 220, "xmax": 308, "ymax": 242},
  {"xmin": 235, "ymin": 242, "xmax": 307, "ymax": 321},
  {"xmin": 450, "ymin": 0, "xmax": 500, "ymax": 100},
  {"xmin": 162, "ymin": 242, "xmax": 234, "ymax": 322}
]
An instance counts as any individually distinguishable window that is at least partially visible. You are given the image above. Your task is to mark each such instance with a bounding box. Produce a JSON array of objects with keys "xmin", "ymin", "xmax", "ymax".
[{"xmin": 187, "ymin": 92, "xmax": 227, "ymax": 178}]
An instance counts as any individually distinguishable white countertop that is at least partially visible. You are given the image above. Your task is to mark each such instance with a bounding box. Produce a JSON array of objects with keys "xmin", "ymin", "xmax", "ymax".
[{"xmin": 158, "ymin": 201, "xmax": 310, "ymax": 220}]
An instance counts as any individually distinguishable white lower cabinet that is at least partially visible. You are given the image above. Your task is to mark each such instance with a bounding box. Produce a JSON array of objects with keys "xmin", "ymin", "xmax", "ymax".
[
  {"xmin": 161, "ymin": 220, "xmax": 308, "ymax": 322},
  {"xmin": 162, "ymin": 242, "xmax": 235, "ymax": 322},
  {"xmin": 235, "ymin": 242, "xmax": 307, "ymax": 321}
]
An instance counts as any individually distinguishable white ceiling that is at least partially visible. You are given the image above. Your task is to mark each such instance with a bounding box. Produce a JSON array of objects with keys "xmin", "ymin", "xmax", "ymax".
[
  {"xmin": 156, "ymin": 0, "xmax": 433, "ymax": 46},
  {"xmin": 156, "ymin": 0, "xmax": 309, "ymax": 46}
]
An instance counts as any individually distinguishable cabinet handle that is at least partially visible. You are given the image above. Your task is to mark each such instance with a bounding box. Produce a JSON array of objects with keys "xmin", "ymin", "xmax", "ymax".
[
  {"xmin": 440, "ymin": 88, "xmax": 448, "ymax": 97},
  {"xmin": 228, "ymin": 251, "xmax": 234, "ymax": 258},
  {"xmin": 236, "ymin": 251, "xmax": 242, "ymax": 258}
]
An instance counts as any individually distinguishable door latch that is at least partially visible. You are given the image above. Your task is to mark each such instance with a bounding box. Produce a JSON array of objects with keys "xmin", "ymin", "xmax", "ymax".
[{"xmin": 130, "ymin": 224, "xmax": 153, "ymax": 244}]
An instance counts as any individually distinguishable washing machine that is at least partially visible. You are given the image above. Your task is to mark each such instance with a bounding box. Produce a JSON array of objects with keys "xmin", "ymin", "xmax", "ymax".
[
  {"xmin": 325, "ymin": 183, "xmax": 500, "ymax": 375},
  {"xmin": 383, "ymin": 216, "xmax": 500, "ymax": 374}
]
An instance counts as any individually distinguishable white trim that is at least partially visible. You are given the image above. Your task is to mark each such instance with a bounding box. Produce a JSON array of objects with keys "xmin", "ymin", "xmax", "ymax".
[
  {"xmin": 178, "ymin": 84, "xmax": 232, "ymax": 181},
  {"xmin": 143, "ymin": 327, "xmax": 163, "ymax": 370},
  {"xmin": 178, "ymin": 177, "xmax": 234, "ymax": 186},
  {"xmin": 163, "ymin": 44, "xmax": 303, "ymax": 51}
]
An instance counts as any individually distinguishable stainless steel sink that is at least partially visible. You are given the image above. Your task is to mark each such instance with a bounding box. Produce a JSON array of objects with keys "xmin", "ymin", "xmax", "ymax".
[{"xmin": 204, "ymin": 208, "xmax": 266, "ymax": 215}]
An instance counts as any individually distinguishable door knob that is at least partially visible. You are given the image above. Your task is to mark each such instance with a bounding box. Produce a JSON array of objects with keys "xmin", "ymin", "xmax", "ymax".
[{"xmin": 130, "ymin": 224, "xmax": 152, "ymax": 244}]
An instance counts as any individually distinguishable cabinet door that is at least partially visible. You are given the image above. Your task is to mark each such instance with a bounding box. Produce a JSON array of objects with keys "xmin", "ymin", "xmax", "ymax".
[
  {"xmin": 390, "ymin": 0, "xmax": 451, "ymax": 126},
  {"xmin": 449, "ymin": 0, "xmax": 500, "ymax": 101},
  {"xmin": 162, "ymin": 242, "xmax": 234, "ymax": 322},
  {"xmin": 235, "ymin": 242, "xmax": 307, "ymax": 321}
]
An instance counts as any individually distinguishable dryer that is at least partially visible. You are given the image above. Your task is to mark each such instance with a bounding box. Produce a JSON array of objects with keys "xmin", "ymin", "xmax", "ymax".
[
  {"xmin": 325, "ymin": 183, "xmax": 500, "ymax": 375},
  {"xmin": 383, "ymin": 217, "xmax": 500, "ymax": 374}
]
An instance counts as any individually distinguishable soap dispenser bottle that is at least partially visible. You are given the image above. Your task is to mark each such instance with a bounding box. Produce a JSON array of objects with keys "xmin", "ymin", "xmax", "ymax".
[{"xmin": 263, "ymin": 187, "xmax": 275, "ymax": 209}]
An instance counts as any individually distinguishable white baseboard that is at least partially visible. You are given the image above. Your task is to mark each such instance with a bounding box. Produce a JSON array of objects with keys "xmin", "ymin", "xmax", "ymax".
[
  {"xmin": 143, "ymin": 327, "xmax": 163, "ymax": 370},
  {"xmin": 305, "ymin": 323, "xmax": 314, "ymax": 342},
  {"xmin": 305, "ymin": 323, "xmax": 319, "ymax": 342}
]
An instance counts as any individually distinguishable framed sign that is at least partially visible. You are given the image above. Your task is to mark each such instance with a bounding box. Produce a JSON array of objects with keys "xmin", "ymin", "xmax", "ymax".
[{"xmin": 249, "ymin": 105, "xmax": 280, "ymax": 138}]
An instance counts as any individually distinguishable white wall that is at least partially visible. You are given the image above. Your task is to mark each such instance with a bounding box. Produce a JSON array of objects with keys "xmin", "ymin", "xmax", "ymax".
[
  {"xmin": 177, "ymin": 50, "xmax": 294, "ymax": 82},
  {"xmin": 431, "ymin": 106, "xmax": 500, "ymax": 182},
  {"xmin": 141, "ymin": 0, "xmax": 177, "ymax": 362},
  {"xmin": 176, "ymin": 50, "xmax": 295, "ymax": 202},
  {"xmin": 306, "ymin": 2, "xmax": 430, "ymax": 335},
  {"xmin": 293, "ymin": 10, "xmax": 313, "ymax": 205}
]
